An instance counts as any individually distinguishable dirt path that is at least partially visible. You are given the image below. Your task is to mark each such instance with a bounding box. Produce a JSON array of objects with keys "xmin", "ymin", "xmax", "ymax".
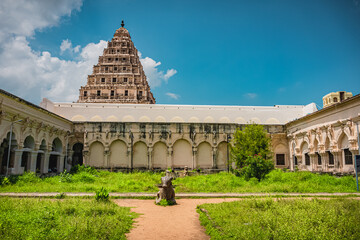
[{"xmin": 114, "ymin": 198, "xmax": 240, "ymax": 240}]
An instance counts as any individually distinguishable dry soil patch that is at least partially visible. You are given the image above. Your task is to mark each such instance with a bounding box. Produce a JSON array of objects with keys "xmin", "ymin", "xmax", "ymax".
[{"xmin": 114, "ymin": 198, "xmax": 240, "ymax": 240}]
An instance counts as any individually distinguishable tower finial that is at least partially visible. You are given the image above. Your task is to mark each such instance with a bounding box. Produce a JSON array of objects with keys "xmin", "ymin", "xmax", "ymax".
[{"xmin": 121, "ymin": 20, "xmax": 125, "ymax": 28}]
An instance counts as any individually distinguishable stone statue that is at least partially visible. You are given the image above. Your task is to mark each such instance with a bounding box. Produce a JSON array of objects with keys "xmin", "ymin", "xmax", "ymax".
[{"xmin": 156, "ymin": 172, "xmax": 176, "ymax": 205}]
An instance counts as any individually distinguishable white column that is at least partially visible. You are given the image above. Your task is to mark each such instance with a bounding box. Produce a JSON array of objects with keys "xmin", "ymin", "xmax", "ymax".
[{"xmin": 13, "ymin": 150, "xmax": 23, "ymax": 175}]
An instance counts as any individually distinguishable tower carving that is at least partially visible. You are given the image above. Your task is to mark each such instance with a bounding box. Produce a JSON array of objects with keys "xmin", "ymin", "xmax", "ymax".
[{"xmin": 78, "ymin": 21, "xmax": 155, "ymax": 104}]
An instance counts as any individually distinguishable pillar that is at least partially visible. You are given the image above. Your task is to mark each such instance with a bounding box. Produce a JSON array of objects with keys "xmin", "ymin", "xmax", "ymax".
[
  {"xmin": 212, "ymin": 147, "xmax": 217, "ymax": 169},
  {"xmin": 13, "ymin": 150, "xmax": 23, "ymax": 175},
  {"xmin": 43, "ymin": 152, "xmax": 50, "ymax": 173},
  {"xmin": 148, "ymin": 147, "xmax": 153, "ymax": 169},
  {"xmin": 58, "ymin": 154, "xmax": 64, "ymax": 173},
  {"xmin": 29, "ymin": 151, "xmax": 38, "ymax": 172},
  {"xmin": 167, "ymin": 146, "xmax": 172, "ymax": 169},
  {"xmin": 192, "ymin": 146, "xmax": 197, "ymax": 169}
]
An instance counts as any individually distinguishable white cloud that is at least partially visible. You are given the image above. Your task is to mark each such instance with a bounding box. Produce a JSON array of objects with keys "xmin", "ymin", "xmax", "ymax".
[
  {"xmin": 0, "ymin": 0, "xmax": 82, "ymax": 45},
  {"xmin": 0, "ymin": 0, "xmax": 176, "ymax": 103},
  {"xmin": 0, "ymin": 37, "xmax": 107, "ymax": 102},
  {"xmin": 138, "ymin": 51, "xmax": 177, "ymax": 88},
  {"xmin": 166, "ymin": 92, "xmax": 180, "ymax": 100},
  {"xmin": 60, "ymin": 39, "xmax": 80, "ymax": 54},
  {"xmin": 244, "ymin": 93, "xmax": 257, "ymax": 99}
]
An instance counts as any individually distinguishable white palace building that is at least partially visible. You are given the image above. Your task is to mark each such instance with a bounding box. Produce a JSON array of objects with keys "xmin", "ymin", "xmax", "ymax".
[{"xmin": 0, "ymin": 23, "xmax": 359, "ymax": 175}]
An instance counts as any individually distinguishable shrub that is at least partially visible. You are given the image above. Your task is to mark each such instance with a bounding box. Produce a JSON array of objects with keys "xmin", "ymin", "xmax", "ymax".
[
  {"xmin": 240, "ymin": 154, "xmax": 274, "ymax": 181},
  {"xmin": 95, "ymin": 187, "xmax": 109, "ymax": 201},
  {"xmin": 156, "ymin": 199, "xmax": 176, "ymax": 207},
  {"xmin": 70, "ymin": 164, "xmax": 98, "ymax": 175},
  {"xmin": 1, "ymin": 177, "xmax": 11, "ymax": 186},
  {"xmin": 230, "ymin": 124, "xmax": 274, "ymax": 181},
  {"xmin": 17, "ymin": 171, "xmax": 41, "ymax": 183},
  {"xmin": 59, "ymin": 170, "xmax": 72, "ymax": 183}
]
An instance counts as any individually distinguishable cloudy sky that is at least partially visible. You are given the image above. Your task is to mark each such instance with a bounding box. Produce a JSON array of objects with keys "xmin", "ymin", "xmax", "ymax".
[{"xmin": 0, "ymin": 0, "xmax": 359, "ymax": 107}]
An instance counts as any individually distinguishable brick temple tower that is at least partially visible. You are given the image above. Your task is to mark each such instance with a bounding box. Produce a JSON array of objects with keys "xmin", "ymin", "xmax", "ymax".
[{"xmin": 78, "ymin": 21, "xmax": 155, "ymax": 104}]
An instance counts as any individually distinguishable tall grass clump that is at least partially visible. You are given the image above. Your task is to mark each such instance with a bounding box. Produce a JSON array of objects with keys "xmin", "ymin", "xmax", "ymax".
[
  {"xmin": 198, "ymin": 198, "xmax": 360, "ymax": 239},
  {"xmin": 0, "ymin": 198, "xmax": 136, "ymax": 239}
]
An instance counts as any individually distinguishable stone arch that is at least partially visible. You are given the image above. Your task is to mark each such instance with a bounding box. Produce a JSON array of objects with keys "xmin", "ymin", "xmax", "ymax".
[
  {"xmin": 109, "ymin": 140, "xmax": 128, "ymax": 168},
  {"xmin": 23, "ymin": 135, "xmax": 35, "ymax": 150},
  {"xmin": 154, "ymin": 116, "xmax": 166, "ymax": 122},
  {"xmin": 173, "ymin": 139, "xmax": 192, "ymax": 168},
  {"xmin": 90, "ymin": 115, "xmax": 103, "ymax": 121},
  {"xmin": 196, "ymin": 142, "xmax": 212, "ymax": 169},
  {"xmin": 338, "ymin": 133, "xmax": 349, "ymax": 149},
  {"xmin": 265, "ymin": 118, "xmax": 280, "ymax": 124},
  {"xmin": 170, "ymin": 116, "xmax": 184, "ymax": 123},
  {"xmin": 235, "ymin": 117, "xmax": 246, "ymax": 124},
  {"xmin": 313, "ymin": 138, "xmax": 319, "ymax": 152},
  {"xmin": 52, "ymin": 138, "xmax": 62, "ymax": 153},
  {"xmin": 71, "ymin": 115, "xmax": 86, "ymax": 121},
  {"xmin": 89, "ymin": 141, "xmax": 104, "ymax": 167},
  {"xmin": 325, "ymin": 137, "xmax": 331, "ymax": 150},
  {"xmin": 188, "ymin": 117, "xmax": 200, "ymax": 123},
  {"xmin": 106, "ymin": 115, "xmax": 119, "ymax": 121},
  {"xmin": 139, "ymin": 116, "xmax": 151, "ymax": 122},
  {"xmin": 249, "ymin": 118, "xmax": 261, "ymax": 124},
  {"xmin": 300, "ymin": 141, "xmax": 309, "ymax": 154},
  {"xmin": 133, "ymin": 141, "xmax": 148, "ymax": 168},
  {"xmin": 219, "ymin": 117, "xmax": 231, "ymax": 123},
  {"xmin": 204, "ymin": 116, "xmax": 215, "ymax": 123},
  {"xmin": 122, "ymin": 115, "xmax": 135, "ymax": 122},
  {"xmin": 216, "ymin": 141, "xmax": 228, "ymax": 169},
  {"xmin": 152, "ymin": 141, "xmax": 167, "ymax": 169}
]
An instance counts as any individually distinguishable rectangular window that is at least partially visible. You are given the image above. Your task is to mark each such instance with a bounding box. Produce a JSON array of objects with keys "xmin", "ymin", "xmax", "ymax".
[
  {"xmin": 124, "ymin": 77, "xmax": 128, "ymax": 82},
  {"xmin": 316, "ymin": 152, "xmax": 322, "ymax": 165},
  {"xmin": 139, "ymin": 91, "xmax": 143, "ymax": 97},
  {"xmin": 112, "ymin": 78, "xmax": 116, "ymax": 83},
  {"xmin": 276, "ymin": 154, "xmax": 285, "ymax": 165},
  {"xmin": 327, "ymin": 151, "xmax": 334, "ymax": 165},
  {"xmin": 111, "ymin": 90, "xmax": 114, "ymax": 96},
  {"xmin": 115, "ymin": 58, "xmax": 118, "ymax": 61},
  {"xmin": 97, "ymin": 90, "xmax": 101, "ymax": 96},
  {"xmin": 344, "ymin": 148, "xmax": 353, "ymax": 165},
  {"xmin": 84, "ymin": 91, "xmax": 87, "ymax": 97},
  {"xmin": 105, "ymin": 67, "xmax": 108, "ymax": 71},
  {"xmin": 305, "ymin": 153, "xmax": 310, "ymax": 166},
  {"xmin": 108, "ymin": 58, "xmax": 111, "ymax": 61},
  {"xmin": 101, "ymin": 78, "xmax": 105, "ymax": 83},
  {"xmin": 294, "ymin": 156, "xmax": 298, "ymax": 165},
  {"xmin": 114, "ymin": 67, "xmax": 117, "ymax": 71},
  {"xmin": 125, "ymin": 90, "xmax": 128, "ymax": 96},
  {"xmin": 123, "ymin": 67, "xmax": 126, "ymax": 70}
]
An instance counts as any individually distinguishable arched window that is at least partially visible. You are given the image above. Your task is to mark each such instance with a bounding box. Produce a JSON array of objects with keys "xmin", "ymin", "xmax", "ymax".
[
  {"xmin": 333, "ymin": 97, "xmax": 338, "ymax": 103},
  {"xmin": 344, "ymin": 149, "xmax": 353, "ymax": 165},
  {"xmin": 305, "ymin": 153, "xmax": 310, "ymax": 166}
]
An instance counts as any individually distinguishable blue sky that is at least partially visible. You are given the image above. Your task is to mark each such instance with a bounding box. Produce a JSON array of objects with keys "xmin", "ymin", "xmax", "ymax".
[{"xmin": 1, "ymin": 0, "xmax": 360, "ymax": 107}]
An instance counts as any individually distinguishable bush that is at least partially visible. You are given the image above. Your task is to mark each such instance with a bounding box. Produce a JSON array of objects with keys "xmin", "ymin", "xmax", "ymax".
[
  {"xmin": 59, "ymin": 170, "xmax": 72, "ymax": 183},
  {"xmin": 70, "ymin": 165, "xmax": 98, "ymax": 175},
  {"xmin": 95, "ymin": 187, "xmax": 109, "ymax": 201},
  {"xmin": 156, "ymin": 199, "xmax": 176, "ymax": 207},
  {"xmin": 230, "ymin": 124, "xmax": 273, "ymax": 181},
  {"xmin": 240, "ymin": 154, "xmax": 274, "ymax": 181},
  {"xmin": 17, "ymin": 171, "xmax": 41, "ymax": 183},
  {"xmin": 1, "ymin": 177, "xmax": 11, "ymax": 186}
]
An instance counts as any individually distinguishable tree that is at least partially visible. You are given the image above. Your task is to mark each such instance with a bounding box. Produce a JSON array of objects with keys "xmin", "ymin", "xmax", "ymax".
[{"xmin": 230, "ymin": 124, "xmax": 274, "ymax": 180}]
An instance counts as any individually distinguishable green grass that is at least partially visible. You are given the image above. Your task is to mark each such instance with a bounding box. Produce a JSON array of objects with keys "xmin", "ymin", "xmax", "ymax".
[
  {"xmin": 0, "ymin": 169, "xmax": 357, "ymax": 193},
  {"xmin": 197, "ymin": 198, "xmax": 360, "ymax": 239},
  {"xmin": 0, "ymin": 198, "xmax": 137, "ymax": 240}
]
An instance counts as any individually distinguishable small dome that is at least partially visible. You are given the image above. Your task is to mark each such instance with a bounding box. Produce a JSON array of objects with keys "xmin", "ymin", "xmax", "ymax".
[{"xmin": 114, "ymin": 27, "xmax": 130, "ymax": 37}]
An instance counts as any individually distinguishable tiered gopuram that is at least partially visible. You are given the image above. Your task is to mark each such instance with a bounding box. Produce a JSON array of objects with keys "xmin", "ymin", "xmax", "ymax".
[{"xmin": 78, "ymin": 21, "xmax": 155, "ymax": 104}]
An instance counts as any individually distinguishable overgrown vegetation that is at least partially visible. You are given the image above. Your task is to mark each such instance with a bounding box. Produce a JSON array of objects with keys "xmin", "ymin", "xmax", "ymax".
[
  {"xmin": 198, "ymin": 198, "xmax": 360, "ymax": 239},
  {"xmin": 95, "ymin": 187, "xmax": 109, "ymax": 201},
  {"xmin": 155, "ymin": 199, "xmax": 176, "ymax": 207},
  {"xmin": 230, "ymin": 124, "xmax": 274, "ymax": 180},
  {"xmin": 0, "ymin": 198, "xmax": 136, "ymax": 239},
  {"xmin": 0, "ymin": 168, "xmax": 357, "ymax": 193}
]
